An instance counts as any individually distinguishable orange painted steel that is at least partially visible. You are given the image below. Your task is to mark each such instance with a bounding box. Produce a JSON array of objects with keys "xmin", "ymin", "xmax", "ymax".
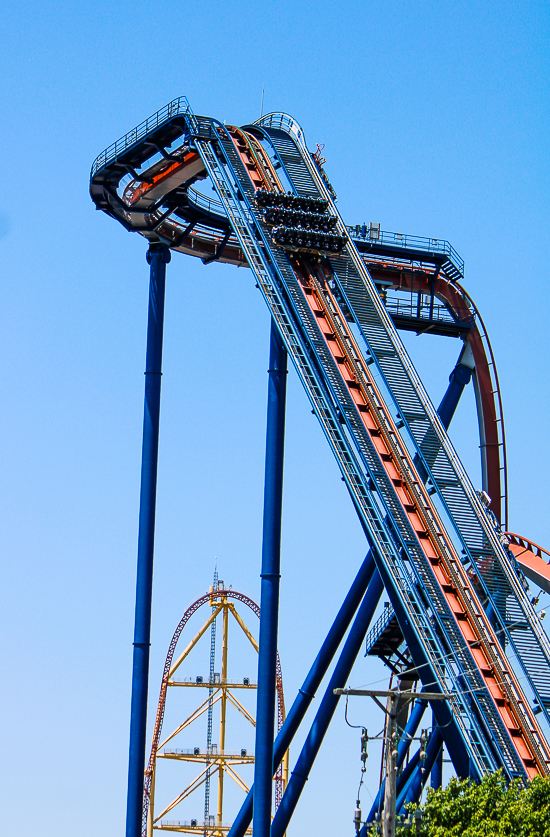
[
  {"xmin": 121, "ymin": 123, "xmax": 536, "ymax": 780},
  {"xmin": 125, "ymin": 151, "xmax": 204, "ymax": 205},
  {"xmin": 156, "ymin": 127, "xmax": 548, "ymax": 780},
  {"xmin": 119, "ymin": 141, "xmax": 508, "ymax": 547},
  {"xmin": 225, "ymin": 127, "xmax": 280, "ymax": 194},
  {"xmin": 291, "ymin": 259, "xmax": 549, "ymax": 777},
  {"xmin": 505, "ymin": 533, "xmax": 550, "ymax": 594},
  {"xmin": 214, "ymin": 134, "xmax": 547, "ymax": 779}
]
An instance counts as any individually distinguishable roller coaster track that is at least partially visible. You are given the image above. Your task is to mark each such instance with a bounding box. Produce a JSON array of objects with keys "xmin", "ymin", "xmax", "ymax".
[{"xmin": 90, "ymin": 98, "xmax": 550, "ymax": 793}]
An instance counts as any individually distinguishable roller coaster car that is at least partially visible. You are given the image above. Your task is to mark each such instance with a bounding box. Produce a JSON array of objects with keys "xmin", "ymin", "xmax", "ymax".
[
  {"xmin": 272, "ymin": 226, "xmax": 345, "ymax": 256},
  {"xmin": 255, "ymin": 189, "xmax": 329, "ymax": 214},
  {"xmin": 263, "ymin": 207, "xmax": 337, "ymax": 231},
  {"xmin": 255, "ymin": 189, "xmax": 278, "ymax": 207}
]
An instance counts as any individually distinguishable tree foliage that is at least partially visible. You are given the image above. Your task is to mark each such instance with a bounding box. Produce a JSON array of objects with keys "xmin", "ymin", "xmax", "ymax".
[{"xmin": 395, "ymin": 771, "xmax": 550, "ymax": 837}]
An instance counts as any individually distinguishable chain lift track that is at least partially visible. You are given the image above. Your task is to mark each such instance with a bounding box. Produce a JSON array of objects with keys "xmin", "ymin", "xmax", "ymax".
[{"xmin": 90, "ymin": 98, "xmax": 550, "ymax": 826}]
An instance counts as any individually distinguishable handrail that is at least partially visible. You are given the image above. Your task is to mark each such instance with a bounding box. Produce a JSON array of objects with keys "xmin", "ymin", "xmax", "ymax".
[
  {"xmin": 364, "ymin": 605, "xmax": 395, "ymax": 653},
  {"xmin": 187, "ymin": 186, "xmax": 226, "ymax": 217},
  {"xmin": 90, "ymin": 96, "xmax": 195, "ymax": 177},
  {"xmin": 169, "ymin": 676, "xmax": 256, "ymax": 685},
  {"xmin": 254, "ymin": 112, "xmax": 307, "ymax": 145},
  {"xmin": 158, "ymin": 821, "xmax": 242, "ymax": 829},
  {"xmin": 161, "ymin": 748, "xmax": 254, "ymax": 757},
  {"xmin": 385, "ymin": 296, "xmax": 474, "ymax": 326},
  {"xmin": 348, "ymin": 226, "xmax": 464, "ymax": 274},
  {"xmin": 255, "ymin": 113, "xmax": 465, "ymax": 279}
]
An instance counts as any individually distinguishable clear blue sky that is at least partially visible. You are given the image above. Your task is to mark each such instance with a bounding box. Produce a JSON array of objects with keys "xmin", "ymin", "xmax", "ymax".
[{"xmin": 1, "ymin": 1, "xmax": 549, "ymax": 835}]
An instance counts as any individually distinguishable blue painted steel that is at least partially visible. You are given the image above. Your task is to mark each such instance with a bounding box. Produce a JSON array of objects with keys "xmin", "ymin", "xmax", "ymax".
[
  {"xmin": 414, "ymin": 357, "xmax": 473, "ymax": 484},
  {"xmin": 438, "ymin": 363, "xmax": 474, "ymax": 430},
  {"xmin": 371, "ymin": 555, "xmax": 477, "ymax": 782},
  {"xmin": 228, "ymin": 553, "xmax": 377, "ymax": 837},
  {"xmin": 91, "ymin": 97, "xmax": 194, "ymax": 176},
  {"xmin": 346, "ymin": 226, "xmax": 464, "ymax": 279},
  {"xmin": 229, "ymin": 552, "xmax": 377, "ymax": 837},
  {"xmin": 363, "ymin": 749, "xmax": 422, "ymax": 832},
  {"xmin": 90, "ymin": 105, "xmax": 550, "ymax": 828},
  {"xmin": 396, "ymin": 728, "xmax": 444, "ymax": 815},
  {"xmin": 126, "ymin": 243, "xmax": 170, "ymax": 837},
  {"xmin": 431, "ymin": 737, "xmax": 443, "ymax": 789},
  {"xmin": 253, "ymin": 320, "xmax": 288, "ymax": 837},
  {"xmin": 194, "ymin": 122, "xmax": 502, "ymax": 780},
  {"xmin": 271, "ymin": 571, "xmax": 384, "ymax": 837},
  {"xmin": 367, "ymin": 693, "xmax": 428, "ymax": 821},
  {"xmin": 359, "ymin": 750, "xmax": 420, "ymax": 837}
]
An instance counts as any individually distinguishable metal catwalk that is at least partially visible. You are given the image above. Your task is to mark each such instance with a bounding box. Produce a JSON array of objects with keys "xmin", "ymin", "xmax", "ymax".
[{"xmin": 90, "ymin": 97, "xmax": 550, "ymax": 837}]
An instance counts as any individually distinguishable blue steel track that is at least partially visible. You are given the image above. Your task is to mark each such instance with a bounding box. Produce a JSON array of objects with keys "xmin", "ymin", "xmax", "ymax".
[{"xmin": 90, "ymin": 97, "xmax": 550, "ymax": 837}]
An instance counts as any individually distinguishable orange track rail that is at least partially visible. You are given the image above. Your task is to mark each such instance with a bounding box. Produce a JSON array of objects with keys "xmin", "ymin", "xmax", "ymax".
[
  {"xmin": 505, "ymin": 533, "xmax": 550, "ymax": 595},
  {"xmin": 299, "ymin": 260, "xmax": 548, "ymax": 777},
  {"xmin": 224, "ymin": 128, "xmax": 550, "ymax": 777}
]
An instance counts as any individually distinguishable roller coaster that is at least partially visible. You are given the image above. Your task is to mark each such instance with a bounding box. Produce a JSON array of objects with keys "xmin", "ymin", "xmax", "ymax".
[{"xmin": 90, "ymin": 97, "xmax": 550, "ymax": 837}]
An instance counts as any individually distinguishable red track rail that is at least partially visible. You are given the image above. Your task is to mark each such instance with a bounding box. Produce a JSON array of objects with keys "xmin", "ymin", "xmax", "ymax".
[
  {"xmin": 367, "ymin": 265, "xmax": 508, "ymax": 527},
  {"xmin": 505, "ymin": 533, "xmax": 550, "ymax": 595}
]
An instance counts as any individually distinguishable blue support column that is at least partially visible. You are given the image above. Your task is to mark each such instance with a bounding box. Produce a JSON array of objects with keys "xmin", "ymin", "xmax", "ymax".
[
  {"xmin": 126, "ymin": 243, "xmax": 171, "ymax": 837},
  {"xmin": 367, "ymin": 693, "xmax": 428, "ymax": 821},
  {"xmin": 271, "ymin": 571, "xmax": 384, "ymax": 837},
  {"xmin": 414, "ymin": 343, "xmax": 474, "ymax": 486},
  {"xmin": 437, "ymin": 361, "xmax": 474, "ymax": 431},
  {"xmin": 229, "ymin": 553, "xmax": 377, "ymax": 837},
  {"xmin": 396, "ymin": 728, "xmax": 444, "ymax": 815},
  {"xmin": 431, "ymin": 711, "xmax": 443, "ymax": 790},
  {"xmin": 253, "ymin": 319, "xmax": 288, "ymax": 837}
]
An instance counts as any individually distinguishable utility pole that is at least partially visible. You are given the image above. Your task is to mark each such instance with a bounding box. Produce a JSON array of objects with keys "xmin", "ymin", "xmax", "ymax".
[
  {"xmin": 382, "ymin": 692, "xmax": 398, "ymax": 837},
  {"xmin": 334, "ymin": 688, "xmax": 449, "ymax": 837}
]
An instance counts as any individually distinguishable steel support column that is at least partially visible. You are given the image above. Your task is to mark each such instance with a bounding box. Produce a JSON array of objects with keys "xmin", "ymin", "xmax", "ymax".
[
  {"xmin": 396, "ymin": 728, "xmax": 444, "ymax": 815},
  {"xmin": 437, "ymin": 362, "xmax": 474, "ymax": 430},
  {"xmin": 271, "ymin": 571, "xmax": 385, "ymax": 837},
  {"xmin": 228, "ymin": 553, "xmax": 377, "ymax": 837},
  {"xmin": 253, "ymin": 319, "xmax": 288, "ymax": 837},
  {"xmin": 367, "ymin": 693, "xmax": 428, "ymax": 821},
  {"xmin": 126, "ymin": 243, "xmax": 170, "ymax": 837}
]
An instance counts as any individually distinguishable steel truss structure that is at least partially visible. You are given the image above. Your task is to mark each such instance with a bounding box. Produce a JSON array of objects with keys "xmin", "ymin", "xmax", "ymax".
[
  {"xmin": 89, "ymin": 97, "xmax": 550, "ymax": 837},
  {"xmin": 144, "ymin": 583, "xmax": 287, "ymax": 837}
]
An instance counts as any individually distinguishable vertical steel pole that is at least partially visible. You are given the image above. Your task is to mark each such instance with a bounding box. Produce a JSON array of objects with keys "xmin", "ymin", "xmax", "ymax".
[
  {"xmin": 228, "ymin": 553, "xmax": 377, "ymax": 837},
  {"xmin": 126, "ymin": 243, "xmax": 171, "ymax": 837},
  {"xmin": 218, "ymin": 599, "xmax": 230, "ymax": 826},
  {"xmin": 431, "ymin": 712, "xmax": 443, "ymax": 790},
  {"xmin": 271, "ymin": 571, "xmax": 384, "ymax": 837},
  {"xmin": 382, "ymin": 694, "xmax": 398, "ymax": 837},
  {"xmin": 253, "ymin": 319, "xmax": 288, "ymax": 837}
]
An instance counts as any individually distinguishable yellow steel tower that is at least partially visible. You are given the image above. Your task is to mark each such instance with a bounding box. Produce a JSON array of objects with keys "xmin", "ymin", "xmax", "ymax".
[{"xmin": 143, "ymin": 581, "xmax": 288, "ymax": 837}]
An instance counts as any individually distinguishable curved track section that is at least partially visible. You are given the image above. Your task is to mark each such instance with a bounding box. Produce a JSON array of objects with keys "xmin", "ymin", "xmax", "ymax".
[
  {"xmin": 90, "ymin": 99, "xmax": 550, "ymax": 810},
  {"xmin": 505, "ymin": 534, "xmax": 550, "ymax": 596},
  {"xmin": 361, "ymin": 263, "xmax": 508, "ymax": 526},
  {"xmin": 90, "ymin": 106, "xmax": 508, "ymax": 528}
]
